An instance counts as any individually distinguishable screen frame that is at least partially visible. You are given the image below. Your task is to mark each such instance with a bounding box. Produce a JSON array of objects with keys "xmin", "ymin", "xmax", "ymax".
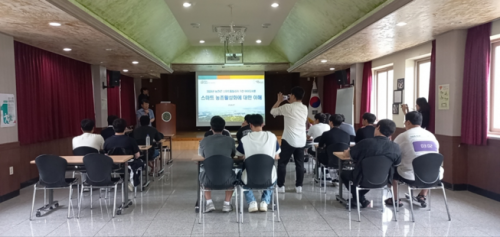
[{"xmin": 195, "ymin": 71, "xmax": 265, "ymax": 127}]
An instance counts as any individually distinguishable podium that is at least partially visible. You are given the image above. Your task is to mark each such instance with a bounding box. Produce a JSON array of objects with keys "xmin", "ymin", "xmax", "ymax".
[{"xmin": 155, "ymin": 103, "xmax": 176, "ymax": 135}]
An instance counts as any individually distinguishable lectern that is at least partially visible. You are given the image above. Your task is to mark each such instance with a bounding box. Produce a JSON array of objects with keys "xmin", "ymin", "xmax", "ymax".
[{"xmin": 155, "ymin": 103, "xmax": 176, "ymax": 135}]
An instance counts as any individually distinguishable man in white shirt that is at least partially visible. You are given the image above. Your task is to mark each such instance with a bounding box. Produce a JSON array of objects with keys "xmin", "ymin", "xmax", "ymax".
[
  {"xmin": 307, "ymin": 113, "xmax": 330, "ymax": 156},
  {"xmin": 236, "ymin": 114, "xmax": 280, "ymax": 212},
  {"xmin": 387, "ymin": 111, "xmax": 442, "ymax": 208},
  {"xmin": 72, "ymin": 119, "xmax": 104, "ymax": 151},
  {"xmin": 270, "ymin": 86, "xmax": 308, "ymax": 193}
]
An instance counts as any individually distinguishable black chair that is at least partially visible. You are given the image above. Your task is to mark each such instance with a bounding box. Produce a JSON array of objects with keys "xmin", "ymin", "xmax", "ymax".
[
  {"xmin": 199, "ymin": 155, "xmax": 238, "ymax": 224},
  {"xmin": 30, "ymin": 155, "xmax": 79, "ymax": 220},
  {"xmin": 78, "ymin": 154, "xmax": 123, "ymax": 218},
  {"xmin": 348, "ymin": 156, "xmax": 397, "ymax": 222},
  {"xmin": 108, "ymin": 147, "xmax": 142, "ymax": 196},
  {"xmin": 314, "ymin": 143, "xmax": 349, "ymax": 193},
  {"xmin": 238, "ymin": 154, "xmax": 280, "ymax": 223},
  {"xmin": 73, "ymin": 147, "xmax": 99, "ymax": 155},
  {"xmin": 397, "ymin": 153, "xmax": 450, "ymax": 222},
  {"xmin": 136, "ymin": 138, "xmax": 160, "ymax": 179}
]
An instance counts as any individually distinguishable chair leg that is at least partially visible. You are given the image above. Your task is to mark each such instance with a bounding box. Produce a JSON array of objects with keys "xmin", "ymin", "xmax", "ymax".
[
  {"xmin": 276, "ymin": 186, "xmax": 280, "ymax": 222},
  {"xmin": 240, "ymin": 187, "xmax": 244, "ymax": 223},
  {"xmin": 78, "ymin": 185, "xmax": 84, "ymax": 218},
  {"xmin": 121, "ymin": 182, "xmax": 124, "ymax": 204},
  {"xmin": 68, "ymin": 185, "xmax": 73, "ymax": 219},
  {"xmin": 395, "ymin": 182, "xmax": 399, "ymax": 212},
  {"xmin": 381, "ymin": 188, "xmax": 385, "ymax": 213},
  {"xmin": 356, "ymin": 187, "xmax": 361, "ymax": 222},
  {"xmin": 198, "ymin": 188, "xmax": 202, "ymax": 224},
  {"xmin": 90, "ymin": 186, "xmax": 93, "ymax": 209},
  {"xmin": 390, "ymin": 186, "xmax": 397, "ymax": 222},
  {"xmin": 408, "ymin": 186, "xmax": 415, "ymax": 222},
  {"xmin": 428, "ymin": 189, "xmax": 432, "ymax": 211},
  {"xmin": 348, "ymin": 182, "xmax": 351, "ymax": 213},
  {"xmin": 30, "ymin": 185, "xmax": 36, "ymax": 221},
  {"xmin": 441, "ymin": 185, "xmax": 451, "ymax": 221},
  {"xmin": 323, "ymin": 167, "xmax": 326, "ymax": 193},
  {"xmin": 112, "ymin": 184, "xmax": 118, "ymax": 218},
  {"xmin": 235, "ymin": 187, "xmax": 238, "ymax": 223}
]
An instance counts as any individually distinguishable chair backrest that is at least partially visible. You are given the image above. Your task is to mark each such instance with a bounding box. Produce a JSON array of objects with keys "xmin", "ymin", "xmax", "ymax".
[
  {"xmin": 108, "ymin": 147, "xmax": 132, "ymax": 155},
  {"xmin": 244, "ymin": 154, "xmax": 275, "ymax": 189},
  {"xmin": 358, "ymin": 156, "xmax": 393, "ymax": 188},
  {"xmin": 202, "ymin": 155, "xmax": 235, "ymax": 189},
  {"xmin": 412, "ymin": 153, "xmax": 444, "ymax": 188},
  {"xmin": 35, "ymin": 155, "xmax": 69, "ymax": 187},
  {"xmin": 83, "ymin": 154, "xmax": 114, "ymax": 186},
  {"xmin": 326, "ymin": 143, "xmax": 349, "ymax": 169},
  {"xmin": 73, "ymin": 146, "xmax": 99, "ymax": 156}
]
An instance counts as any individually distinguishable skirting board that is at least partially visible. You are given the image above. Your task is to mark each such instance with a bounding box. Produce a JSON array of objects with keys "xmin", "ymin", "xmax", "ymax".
[{"xmin": 0, "ymin": 190, "xmax": 20, "ymax": 203}]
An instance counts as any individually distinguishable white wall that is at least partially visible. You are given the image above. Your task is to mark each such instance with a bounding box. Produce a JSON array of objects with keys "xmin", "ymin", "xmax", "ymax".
[
  {"xmin": 352, "ymin": 63, "xmax": 363, "ymax": 124},
  {"xmin": 371, "ymin": 42, "xmax": 432, "ymax": 127},
  {"xmin": 0, "ymin": 33, "xmax": 18, "ymax": 144}
]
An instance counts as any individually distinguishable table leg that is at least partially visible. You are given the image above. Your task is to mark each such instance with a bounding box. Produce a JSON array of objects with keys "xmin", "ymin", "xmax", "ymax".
[
  {"xmin": 117, "ymin": 163, "xmax": 132, "ymax": 215},
  {"xmin": 35, "ymin": 189, "xmax": 59, "ymax": 218},
  {"xmin": 168, "ymin": 136, "xmax": 173, "ymax": 164},
  {"xmin": 336, "ymin": 160, "xmax": 348, "ymax": 205},
  {"xmin": 195, "ymin": 161, "xmax": 201, "ymax": 213},
  {"xmin": 143, "ymin": 151, "xmax": 151, "ymax": 188}
]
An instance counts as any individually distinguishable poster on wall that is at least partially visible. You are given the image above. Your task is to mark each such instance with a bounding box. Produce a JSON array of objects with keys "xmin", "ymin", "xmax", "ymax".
[
  {"xmin": 438, "ymin": 84, "xmax": 450, "ymax": 110},
  {"xmin": 0, "ymin": 93, "xmax": 17, "ymax": 127}
]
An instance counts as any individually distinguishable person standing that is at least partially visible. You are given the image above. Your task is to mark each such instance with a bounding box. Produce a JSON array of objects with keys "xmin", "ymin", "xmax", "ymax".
[
  {"xmin": 136, "ymin": 100, "xmax": 155, "ymax": 127},
  {"xmin": 137, "ymin": 87, "xmax": 150, "ymax": 109},
  {"xmin": 270, "ymin": 87, "xmax": 308, "ymax": 193},
  {"xmin": 401, "ymin": 97, "xmax": 431, "ymax": 130}
]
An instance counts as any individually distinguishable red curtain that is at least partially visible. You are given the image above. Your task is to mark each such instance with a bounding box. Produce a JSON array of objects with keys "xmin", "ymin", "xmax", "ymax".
[
  {"xmin": 359, "ymin": 61, "xmax": 373, "ymax": 125},
  {"xmin": 14, "ymin": 42, "xmax": 94, "ymax": 145},
  {"xmin": 427, "ymin": 40, "xmax": 437, "ymax": 134},
  {"xmin": 120, "ymin": 75, "xmax": 136, "ymax": 126},
  {"xmin": 323, "ymin": 73, "xmax": 339, "ymax": 114},
  {"xmin": 461, "ymin": 22, "xmax": 491, "ymax": 146},
  {"xmin": 107, "ymin": 71, "xmax": 120, "ymax": 118}
]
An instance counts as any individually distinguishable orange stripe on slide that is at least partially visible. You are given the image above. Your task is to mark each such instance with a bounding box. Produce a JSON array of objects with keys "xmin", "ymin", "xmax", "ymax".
[{"xmin": 217, "ymin": 75, "xmax": 230, "ymax": 79}]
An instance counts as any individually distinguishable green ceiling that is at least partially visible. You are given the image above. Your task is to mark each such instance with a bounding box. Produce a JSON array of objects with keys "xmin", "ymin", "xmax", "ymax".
[{"xmin": 69, "ymin": 0, "xmax": 390, "ymax": 69}]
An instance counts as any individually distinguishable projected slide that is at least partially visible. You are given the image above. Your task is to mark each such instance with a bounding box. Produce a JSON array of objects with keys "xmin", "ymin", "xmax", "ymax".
[{"xmin": 196, "ymin": 73, "xmax": 265, "ymax": 127}]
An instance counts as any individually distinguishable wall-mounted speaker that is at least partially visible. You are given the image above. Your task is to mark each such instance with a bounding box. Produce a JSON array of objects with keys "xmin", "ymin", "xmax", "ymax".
[{"xmin": 109, "ymin": 71, "xmax": 121, "ymax": 87}]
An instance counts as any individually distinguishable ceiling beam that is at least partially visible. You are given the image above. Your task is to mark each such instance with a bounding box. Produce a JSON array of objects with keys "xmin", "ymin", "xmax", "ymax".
[
  {"xmin": 287, "ymin": 0, "xmax": 413, "ymax": 73},
  {"xmin": 48, "ymin": 0, "xmax": 174, "ymax": 73}
]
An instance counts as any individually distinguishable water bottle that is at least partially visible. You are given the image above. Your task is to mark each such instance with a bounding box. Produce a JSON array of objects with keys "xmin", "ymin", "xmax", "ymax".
[{"xmin": 146, "ymin": 134, "xmax": 150, "ymax": 146}]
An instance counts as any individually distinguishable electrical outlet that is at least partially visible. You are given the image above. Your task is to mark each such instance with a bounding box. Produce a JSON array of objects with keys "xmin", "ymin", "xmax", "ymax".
[{"xmin": 9, "ymin": 166, "xmax": 13, "ymax": 175}]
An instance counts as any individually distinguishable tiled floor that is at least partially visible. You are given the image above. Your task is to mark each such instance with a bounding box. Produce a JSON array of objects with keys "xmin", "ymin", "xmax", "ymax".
[{"xmin": 1, "ymin": 150, "xmax": 500, "ymax": 236}]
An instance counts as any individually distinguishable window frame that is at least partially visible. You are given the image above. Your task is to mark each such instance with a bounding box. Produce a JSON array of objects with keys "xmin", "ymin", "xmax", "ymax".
[
  {"xmin": 372, "ymin": 66, "xmax": 394, "ymax": 120},
  {"xmin": 489, "ymin": 41, "xmax": 500, "ymax": 135},
  {"xmin": 415, "ymin": 57, "xmax": 431, "ymax": 102}
]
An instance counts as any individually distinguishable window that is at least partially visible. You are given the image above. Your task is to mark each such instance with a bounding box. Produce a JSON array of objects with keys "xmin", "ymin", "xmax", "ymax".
[
  {"xmin": 416, "ymin": 58, "xmax": 431, "ymax": 100},
  {"xmin": 371, "ymin": 67, "xmax": 393, "ymax": 120},
  {"xmin": 490, "ymin": 41, "xmax": 500, "ymax": 134}
]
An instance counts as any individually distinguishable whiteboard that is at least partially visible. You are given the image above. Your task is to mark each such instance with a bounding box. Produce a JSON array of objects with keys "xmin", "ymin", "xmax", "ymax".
[{"xmin": 335, "ymin": 87, "xmax": 354, "ymax": 125}]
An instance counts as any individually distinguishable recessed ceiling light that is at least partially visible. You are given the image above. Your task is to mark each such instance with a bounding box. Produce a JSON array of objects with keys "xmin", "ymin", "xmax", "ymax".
[
  {"xmin": 396, "ymin": 22, "xmax": 407, "ymax": 26},
  {"xmin": 199, "ymin": 40, "xmax": 205, "ymax": 44},
  {"xmin": 132, "ymin": 61, "xmax": 139, "ymax": 64},
  {"xmin": 106, "ymin": 48, "xmax": 112, "ymax": 51},
  {"xmin": 49, "ymin": 22, "xmax": 61, "ymax": 26},
  {"xmin": 330, "ymin": 68, "xmax": 335, "ymax": 71},
  {"xmin": 271, "ymin": 3, "xmax": 279, "ymax": 8},
  {"xmin": 321, "ymin": 59, "xmax": 327, "ymax": 63},
  {"xmin": 183, "ymin": 2, "xmax": 192, "ymax": 7},
  {"xmin": 256, "ymin": 39, "xmax": 262, "ymax": 44},
  {"xmin": 123, "ymin": 69, "xmax": 129, "ymax": 72},
  {"xmin": 63, "ymin": 48, "xmax": 71, "ymax": 51}
]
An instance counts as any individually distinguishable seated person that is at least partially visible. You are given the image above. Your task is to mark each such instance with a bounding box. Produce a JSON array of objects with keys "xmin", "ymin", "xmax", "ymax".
[
  {"xmin": 337, "ymin": 119, "xmax": 401, "ymax": 208},
  {"xmin": 130, "ymin": 115, "xmax": 163, "ymax": 173},
  {"xmin": 236, "ymin": 114, "xmax": 280, "ymax": 213},
  {"xmin": 307, "ymin": 113, "xmax": 331, "ymax": 156},
  {"xmin": 386, "ymin": 111, "xmax": 442, "ymax": 207},
  {"xmin": 101, "ymin": 115, "xmax": 118, "ymax": 140},
  {"xmin": 198, "ymin": 116, "xmax": 236, "ymax": 213},
  {"xmin": 204, "ymin": 128, "xmax": 231, "ymax": 137},
  {"xmin": 355, "ymin": 113, "xmax": 376, "ymax": 143},
  {"xmin": 73, "ymin": 119, "xmax": 104, "ymax": 151},
  {"xmin": 338, "ymin": 114, "xmax": 356, "ymax": 141},
  {"xmin": 236, "ymin": 115, "xmax": 252, "ymax": 144},
  {"xmin": 104, "ymin": 118, "xmax": 142, "ymax": 191},
  {"xmin": 136, "ymin": 99, "xmax": 155, "ymax": 127}
]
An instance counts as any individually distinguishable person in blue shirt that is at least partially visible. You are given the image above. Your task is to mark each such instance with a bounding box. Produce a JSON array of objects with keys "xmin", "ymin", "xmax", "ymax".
[{"xmin": 136, "ymin": 99, "xmax": 155, "ymax": 126}]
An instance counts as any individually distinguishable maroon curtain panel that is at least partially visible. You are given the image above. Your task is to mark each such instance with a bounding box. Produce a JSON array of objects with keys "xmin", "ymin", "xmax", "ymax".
[
  {"xmin": 107, "ymin": 71, "xmax": 120, "ymax": 118},
  {"xmin": 359, "ymin": 61, "xmax": 373, "ymax": 125},
  {"xmin": 427, "ymin": 40, "xmax": 437, "ymax": 133},
  {"xmin": 461, "ymin": 22, "xmax": 491, "ymax": 146},
  {"xmin": 120, "ymin": 75, "xmax": 136, "ymax": 126},
  {"xmin": 323, "ymin": 73, "xmax": 339, "ymax": 114},
  {"xmin": 14, "ymin": 42, "xmax": 95, "ymax": 145}
]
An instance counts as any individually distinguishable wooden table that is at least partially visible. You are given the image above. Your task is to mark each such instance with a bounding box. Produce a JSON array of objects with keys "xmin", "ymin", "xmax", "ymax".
[{"xmin": 30, "ymin": 155, "xmax": 133, "ymax": 217}]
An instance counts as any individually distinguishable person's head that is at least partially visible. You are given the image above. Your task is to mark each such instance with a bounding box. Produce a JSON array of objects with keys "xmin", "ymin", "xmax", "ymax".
[
  {"xmin": 139, "ymin": 115, "xmax": 150, "ymax": 126},
  {"xmin": 210, "ymin": 116, "xmax": 226, "ymax": 133},
  {"xmin": 249, "ymin": 114, "xmax": 264, "ymax": 131},
  {"xmin": 242, "ymin": 114, "xmax": 251, "ymax": 126},
  {"xmin": 288, "ymin": 86, "xmax": 304, "ymax": 103},
  {"xmin": 80, "ymin": 119, "xmax": 95, "ymax": 133},
  {"xmin": 141, "ymin": 99, "xmax": 150, "ymax": 110},
  {"xmin": 141, "ymin": 87, "xmax": 149, "ymax": 95},
  {"xmin": 329, "ymin": 114, "xmax": 343, "ymax": 128},
  {"xmin": 374, "ymin": 119, "xmax": 396, "ymax": 137},
  {"xmin": 314, "ymin": 113, "xmax": 327, "ymax": 125},
  {"xmin": 416, "ymin": 97, "xmax": 430, "ymax": 112},
  {"xmin": 107, "ymin": 115, "xmax": 118, "ymax": 126},
  {"xmin": 339, "ymin": 114, "xmax": 346, "ymax": 122},
  {"xmin": 404, "ymin": 111, "xmax": 423, "ymax": 130},
  {"xmin": 324, "ymin": 113, "xmax": 331, "ymax": 123},
  {"xmin": 361, "ymin": 113, "xmax": 376, "ymax": 126},
  {"xmin": 112, "ymin": 118, "xmax": 127, "ymax": 134}
]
